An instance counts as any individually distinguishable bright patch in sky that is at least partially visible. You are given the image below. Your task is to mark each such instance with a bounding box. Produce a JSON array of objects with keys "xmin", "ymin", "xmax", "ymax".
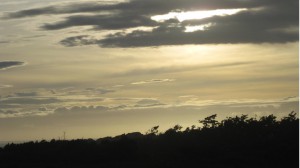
[
  {"xmin": 151, "ymin": 8, "xmax": 247, "ymax": 22},
  {"xmin": 185, "ymin": 23, "xmax": 215, "ymax": 32}
]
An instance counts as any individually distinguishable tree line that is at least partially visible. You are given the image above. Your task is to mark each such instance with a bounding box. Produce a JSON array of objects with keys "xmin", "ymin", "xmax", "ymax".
[{"xmin": 0, "ymin": 112, "xmax": 298, "ymax": 168}]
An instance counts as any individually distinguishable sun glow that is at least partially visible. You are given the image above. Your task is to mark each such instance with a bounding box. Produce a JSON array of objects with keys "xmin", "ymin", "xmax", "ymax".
[
  {"xmin": 151, "ymin": 8, "xmax": 247, "ymax": 22},
  {"xmin": 185, "ymin": 23, "xmax": 215, "ymax": 32}
]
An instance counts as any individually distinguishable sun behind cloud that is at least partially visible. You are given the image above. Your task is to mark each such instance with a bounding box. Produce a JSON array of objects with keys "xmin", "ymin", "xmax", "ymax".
[{"xmin": 151, "ymin": 8, "xmax": 247, "ymax": 22}]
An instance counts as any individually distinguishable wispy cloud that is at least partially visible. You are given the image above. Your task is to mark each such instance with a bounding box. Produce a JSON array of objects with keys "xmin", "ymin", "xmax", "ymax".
[
  {"xmin": 134, "ymin": 99, "xmax": 165, "ymax": 108},
  {"xmin": 112, "ymin": 62, "xmax": 255, "ymax": 77},
  {"xmin": 131, "ymin": 79, "xmax": 175, "ymax": 85},
  {"xmin": 0, "ymin": 84, "xmax": 13, "ymax": 89}
]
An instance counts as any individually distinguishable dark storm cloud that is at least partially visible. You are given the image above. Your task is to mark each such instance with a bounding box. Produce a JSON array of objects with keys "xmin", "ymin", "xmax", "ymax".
[
  {"xmin": 3, "ymin": 0, "xmax": 298, "ymax": 47},
  {"xmin": 0, "ymin": 61, "xmax": 25, "ymax": 70}
]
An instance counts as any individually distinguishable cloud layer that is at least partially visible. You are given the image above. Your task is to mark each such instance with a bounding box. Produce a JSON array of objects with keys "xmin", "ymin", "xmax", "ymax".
[{"xmin": 3, "ymin": 0, "xmax": 298, "ymax": 47}]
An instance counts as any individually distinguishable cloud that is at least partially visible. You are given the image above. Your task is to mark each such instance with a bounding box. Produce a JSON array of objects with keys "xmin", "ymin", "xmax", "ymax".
[
  {"xmin": 3, "ymin": 0, "xmax": 298, "ymax": 47},
  {"xmin": 60, "ymin": 35, "xmax": 98, "ymax": 47},
  {"xmin": 2, "ymin": 2, "xmax": 117, "ymax": 19},
  {"xmin": 135, "ymin": 99, "xmax": 165, "ymax": 107},
  {"xmin": 22, "ymin": 35, "xmax": 46, "ymax": 39},
  {"xmin": 98, "ymin": 7, "xmax": 298, "ymax": 47},
  {"xmin": 85, "ymin": 87, "xmax": 115, "ymax": 94},
  {"xmin": 52, "ymin": 99, "xmax": 165, "ymax": 115},
  {"xmin": 54, "ymin": 105, "xmax": 109, "ymax": 114},
  {"xmin": 13, "ymin": 92, "xmax": 39, "ymax": 97},
  {"xmin": 0, "ymin": 61, "xmax": 25, "ymax": 70},
  {"xmin": 0, "ymin": 97, "xmax": 61, "ymax": 105},
  {"xmin": 194, "ymin": 101, "xmax": 299, "ymax": 118},
  {"xmin": 0, "ymin": 104, "xmax": 20, "ymax": 109},
  {"xmin": 42, "ymin": 14, "xmax": 157, "ymax": 30},
  {"xmin": 112, "ymin": 62, "xmax": 254, "ymax": 77},
  {"xmin": 38, "ymin": 107, "xmax": 47, "ymax": 112},
  {"xmin": 0, "ymin": 84, "xmax": 13, "ymax": 89},
  {"xmin": 131, "ymin": 79, "xmax": 175, "ymax": 85},
  {"xmin": 178, "ymin": 97, "xmax": 299, "ymax": 110},
  {"xmin": 3, "ymin": 0, "xmax": 256, "ymax": 19},
  {"xmin": 0, "ymin": 41, "xmax": 10, "ymax": 44},
  {"xmin": 0, "ymin": 87, "xmax": 116, "ymax": 118}
]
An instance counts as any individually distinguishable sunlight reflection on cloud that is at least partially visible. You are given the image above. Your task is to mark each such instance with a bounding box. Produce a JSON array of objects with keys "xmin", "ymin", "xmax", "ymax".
[{"xmin": 151, "ymin": 8, "xmax": 247, "ymax": 22}]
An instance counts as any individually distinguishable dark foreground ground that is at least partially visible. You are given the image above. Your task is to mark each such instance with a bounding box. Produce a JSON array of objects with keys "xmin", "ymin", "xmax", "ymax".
[{"xmin": 0, "ymin": 112, "xmax": 298, "ymax": 168}]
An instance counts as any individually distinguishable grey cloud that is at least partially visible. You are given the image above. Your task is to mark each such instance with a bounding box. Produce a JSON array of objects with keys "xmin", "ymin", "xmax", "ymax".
[
  {"xmin": 85, "ymin": 88, "xmax": 115, "ymax": 95},
  {"xmin": 0, "ymin": 97, "xmax": 61, "ymax": 105},
  {"xmin": 2, "ymin": 2, "xmax": 118, "ymax": 19},
  {"xmin": 98, "ymin": 10, "xmax": 298, "ymax": 47},
  {"xmin": 38, "ymin": 107, "xmax": 47, "ymax": 112},
  {"xmin": 2, "ymin": 110, "xmax": 19, "ymax": 115},
  {"xmin": 6, "ymin": 0, "xmax": 294, "ymax": 20},
  {"xmin": 42, "ymin": 14, "xmax": 157, "ymax": 30},
  {"xmin": 0, "ymin": 104, "xmax": 20, "ymax": 109},
  {"xmin": 0, "ymin": 61, "xmax": 25, "ymax": 70},
  {"xmin": 14, "ymin": 92, "xmax": 39, "ymax": 97},
  {"xmin": 3, "ymin": 6, "xmax": 58, "ymax": 18},
  {"xmin": 3, "ymin": 0, "xmax": 259, "ymax": 19},
  {"xmin": 60, "ymin": 7, "xmax": 298, "ymax": 47},
  {"xmin": 0, "ymin": 110, "xmax": 22, "ymax": 119},
  {"xmin": 3, "ymin": 0, "xmax": 298, "ymax": 46},
  {"xmin": 60, "ymin": 35, "xmax": 98, "ymax": 47},
  {"xmin": 54, "ymin": 105, "xmax": 109, "ymax": 114},
  {"xmin": 0, "ymin": 41, "xmax": 10, "ymax": 44}
]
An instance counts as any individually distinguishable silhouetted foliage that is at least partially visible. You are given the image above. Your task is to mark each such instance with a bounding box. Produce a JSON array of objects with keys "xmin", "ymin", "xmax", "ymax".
[
  {"xmin": 0, "ymin": 112, "xmax": 298, "ymax": 168},
  {"xmin": 146, "ymin": 125, "xmax": 159, "ymax": 135},
  {"xmin": 199, "ymin": 114, "xmax": 219, "ymax": 128}
]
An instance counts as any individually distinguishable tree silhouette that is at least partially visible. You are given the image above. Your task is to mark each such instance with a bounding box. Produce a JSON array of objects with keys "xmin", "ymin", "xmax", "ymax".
[
  {"xmin": 199, "ymin": 114, "xmax": 219, "ymax": 128},
  {"xmin": 0, "ymin": 112, "xmax": 298, "ymax": 168},
  {"xmin": 146, "ymin": 125, "xmax": 159, "ymax": 135}
]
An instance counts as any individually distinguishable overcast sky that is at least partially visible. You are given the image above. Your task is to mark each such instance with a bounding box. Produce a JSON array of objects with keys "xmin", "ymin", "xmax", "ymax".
[{"xmin": 0, "ymin": 0, "xmax": 298, "ymax": 142}]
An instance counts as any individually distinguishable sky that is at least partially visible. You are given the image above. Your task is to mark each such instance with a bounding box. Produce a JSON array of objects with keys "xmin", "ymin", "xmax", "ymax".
[{"xmin": 0, "ymin": 0, "xmax": 298, "ymax": 142}]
